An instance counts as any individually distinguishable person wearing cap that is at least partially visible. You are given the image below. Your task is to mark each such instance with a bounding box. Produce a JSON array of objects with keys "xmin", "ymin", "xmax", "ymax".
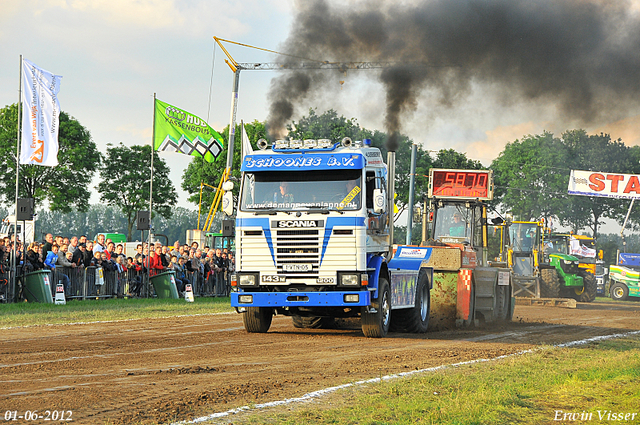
[
  {"xmin": 449, "ymin": 211, "xmax": 466, "ymax": 237},
  {"xmin": 72, "ymin": 242, "xmax": 85, "ymax": 267}
]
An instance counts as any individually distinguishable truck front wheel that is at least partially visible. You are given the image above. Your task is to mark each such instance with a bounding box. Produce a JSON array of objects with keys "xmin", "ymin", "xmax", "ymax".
[
  {"xmin": 362, "ymin": 278, "xmax": 391, "ymax": 338},
  {"xmin": 243, "ymin": 307, "xmax": 273, "ymax": 333},
  {"xmin": 610, "ymin": 283, "xmax": 629, "ymax": 301}
]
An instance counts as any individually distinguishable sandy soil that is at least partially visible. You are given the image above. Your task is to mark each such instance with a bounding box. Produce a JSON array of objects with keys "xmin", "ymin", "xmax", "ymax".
[{"xmin": 1, "ymin": 299, "xmax": 639, "ymax": 424}]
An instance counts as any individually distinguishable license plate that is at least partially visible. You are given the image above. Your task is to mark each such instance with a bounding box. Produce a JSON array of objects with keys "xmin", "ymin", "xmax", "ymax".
[
  {"xmin": 283, "ymin": 263, "xmax": 312, "ymax": 272},
  {"xmin": 261, "ymin": 275, "xmax": 286, "ymax": 283}
]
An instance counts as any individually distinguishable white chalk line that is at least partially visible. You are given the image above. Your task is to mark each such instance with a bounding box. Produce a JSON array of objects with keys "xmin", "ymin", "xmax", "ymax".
[{"xmin": 170, "ymin": 329, "xmax": 640, "ymax": 425}]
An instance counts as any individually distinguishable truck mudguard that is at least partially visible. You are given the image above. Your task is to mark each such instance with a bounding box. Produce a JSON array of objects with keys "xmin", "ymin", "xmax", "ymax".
[{"xmin": 367, "ymin": 254, "xmax": 388, "ymax": 299}]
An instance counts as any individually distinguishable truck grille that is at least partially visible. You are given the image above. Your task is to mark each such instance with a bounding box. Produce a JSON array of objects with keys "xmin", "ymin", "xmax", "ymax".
[{"xmin": 275, "ymin": 229, "xmax": 320, "ymax": 276}]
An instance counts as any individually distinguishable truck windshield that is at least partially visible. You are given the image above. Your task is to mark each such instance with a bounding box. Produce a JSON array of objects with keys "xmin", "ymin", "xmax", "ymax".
[{"xmin": 240, "ymin": 169, "xmax": 362, "ymax": 212}]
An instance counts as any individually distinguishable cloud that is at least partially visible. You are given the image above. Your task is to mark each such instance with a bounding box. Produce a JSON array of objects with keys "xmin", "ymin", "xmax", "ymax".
[{"xmin": 466, "ymin": 122, "xmax": 544, "ymax": 165}]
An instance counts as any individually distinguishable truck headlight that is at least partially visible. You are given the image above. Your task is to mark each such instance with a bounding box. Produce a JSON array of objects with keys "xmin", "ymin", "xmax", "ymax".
[
  {"xmin": 239, "ymin": 274, "xmax": 257, "ymax": 286},
  {"xmin": 564, "ymin": 260, "xmax": 572, "ymax": 265},
  {"xmin": 340, "ymin": 273, "xmax": 359, "ymax": 286}
]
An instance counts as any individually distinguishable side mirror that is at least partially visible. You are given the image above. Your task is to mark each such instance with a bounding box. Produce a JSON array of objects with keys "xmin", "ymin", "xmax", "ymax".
[
  {"xmin": 222, "ymin": 191, "xmax": 234, "ymax": 216},
  {"xmin": 373, "ymin": 188, "xmax": 386, "ymax": 214}
]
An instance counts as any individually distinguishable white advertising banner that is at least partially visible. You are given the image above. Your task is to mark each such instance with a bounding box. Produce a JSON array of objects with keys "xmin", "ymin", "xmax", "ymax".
[
  {"xmin": 568, "ymin": 169, "xmax": 640, "ymax": 200},
  {"xmin": 569, "ymin": 237, "xmax": 597, "ymax": 258},
  {"xmin": 21, "ymin": 58, "xmax": 62, "ymax": 167}
]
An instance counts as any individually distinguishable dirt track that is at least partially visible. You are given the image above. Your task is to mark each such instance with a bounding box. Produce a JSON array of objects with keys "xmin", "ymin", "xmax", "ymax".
[{"xmin": 2, "ymin": 299, "xmax": 640, "ymax": 425}]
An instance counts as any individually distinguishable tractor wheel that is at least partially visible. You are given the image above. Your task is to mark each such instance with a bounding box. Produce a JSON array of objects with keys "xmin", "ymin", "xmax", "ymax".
[
  {"xmin": 576, "ymin": 271, "xmax": 597, "ymax": 303},
  {"xmin": 390, "ymin": 275, "xmax": 430, "ymax": 333},
  {"xmin": 361, "ymin": 278, "xmax": 391, "ymax": 338},
  {"xmin": 243, "ymin": 307, "xmax": 273, "ymax": 333},
  {"xmin": 610, "ymin": 283, "xmax": 629, "ymax": 301},
  {"xmin": 292, "ymin": 316, "xmax": 335, "ymax": 329},
  {"xmin": 540, "ymin": 268, "xmax": 561, "ymax": 298}
]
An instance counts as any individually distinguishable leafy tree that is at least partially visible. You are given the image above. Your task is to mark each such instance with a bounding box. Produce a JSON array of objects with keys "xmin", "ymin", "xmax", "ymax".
[
  {"xmin": 491, "ymin": 132, "xmax": 570, "ymax": 223},
  {"xmin": 98, "ymin": 143, "xmax": 177, "ymax": 240},
  {"xmin": 287, "ymin": 108, "xmax": 371, "ymax": 141},
  {"xmin": 0, "ymin": 103, "xmax": 101, "ymax": 212},
  {"xmin": 432, "ymin": 149, "xmax": 484, "ymax": 170}
]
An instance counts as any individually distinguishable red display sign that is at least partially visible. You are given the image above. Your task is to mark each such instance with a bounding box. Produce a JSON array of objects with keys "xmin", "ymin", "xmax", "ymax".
[{"xmin": 429, "ymin": 169, "xmax": 493, "ymax": 200}]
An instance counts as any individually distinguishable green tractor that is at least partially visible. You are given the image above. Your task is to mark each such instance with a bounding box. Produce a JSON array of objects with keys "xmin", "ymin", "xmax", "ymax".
[{"xmin": 542, "ymin": 234, "xmax": 597, "ymax": 302}]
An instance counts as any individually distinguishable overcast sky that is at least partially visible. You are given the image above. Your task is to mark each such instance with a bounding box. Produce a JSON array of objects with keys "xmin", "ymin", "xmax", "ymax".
[{"xmin": 2, "ymin": 0, "xmax": 640, "ymax": 235}]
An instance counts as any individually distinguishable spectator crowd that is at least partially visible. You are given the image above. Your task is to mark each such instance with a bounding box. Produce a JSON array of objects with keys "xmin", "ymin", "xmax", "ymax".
[{"xmin": 0, "ymin": 233, "xmax": 235, "ymax": 301}]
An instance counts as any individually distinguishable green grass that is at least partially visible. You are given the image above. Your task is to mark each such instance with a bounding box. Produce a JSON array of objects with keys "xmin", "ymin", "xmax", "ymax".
[
  {"xmin": 235, "ymin": 337, "xmax": 640, "ymax": 425},
  {"xmin": 0, "ymin": 297, "xmax": 234, "ymax": 328}
]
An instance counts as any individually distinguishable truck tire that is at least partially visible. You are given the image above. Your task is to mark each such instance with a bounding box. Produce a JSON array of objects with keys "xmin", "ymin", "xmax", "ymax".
[
  {"xmin": 576, "ymin": 271, "xmax": 597, "ymax": 303},
  {"xmin": 243, "ymin": 307, "xmax": 273, "ymax": 333},
  {"xmin": 390, "ymin": 275, "xmax": 430, "ymax": 333},
  {"xmin": 540, "ymin": 268, "xmax": 561, "ymax": 298},
  {"xmin": 361, "ymin": 278, "xmax": 391, "ymax": 338},
  {"xmin": 292, "ymin": 316, "xmax": 335, "ymax": 329},
  {"xmin": 610, "ymin": 283, "xmax": 629, "ymax": 301}
]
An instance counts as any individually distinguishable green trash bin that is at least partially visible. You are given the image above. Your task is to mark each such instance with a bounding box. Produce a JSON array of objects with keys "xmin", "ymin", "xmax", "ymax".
[
  {"xmin": 150, "ymin": 271, "xmax": 179, "ymax": 299},
  {"xmin": 23, "ymin": 270, "xmax": 54, "ymax": 303}
]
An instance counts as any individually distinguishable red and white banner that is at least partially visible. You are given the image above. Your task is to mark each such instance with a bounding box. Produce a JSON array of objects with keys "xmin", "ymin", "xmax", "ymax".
[
  {"xmin": 568, "ymin": 170, "xmax": 640, "ymax": 199},
  {"xmin": 21, "ymin": 58, "xmax": 62, "ymax": 167}
]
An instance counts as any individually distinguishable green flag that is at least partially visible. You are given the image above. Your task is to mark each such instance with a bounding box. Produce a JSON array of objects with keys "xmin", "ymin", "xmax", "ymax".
[{"xmin": 154, "ymin": 99, "xmax": 223, "ymax": 162}]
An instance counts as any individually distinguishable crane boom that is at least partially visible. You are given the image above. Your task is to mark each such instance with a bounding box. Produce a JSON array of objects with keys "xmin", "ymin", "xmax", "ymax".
[{"xmin": 234, "ymin": 61, "xmax": 442, "ymax": 71}]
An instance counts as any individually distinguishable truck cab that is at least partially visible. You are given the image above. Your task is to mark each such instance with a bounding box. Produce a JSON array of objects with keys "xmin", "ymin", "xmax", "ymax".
[{"xmin": 229, "ymin": 138, "xmax": 432, "ymax": 337}]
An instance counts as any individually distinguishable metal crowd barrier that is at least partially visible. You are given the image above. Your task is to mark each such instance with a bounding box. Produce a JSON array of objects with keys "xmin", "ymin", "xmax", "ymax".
[{"xmin": 3, "ymin": 264, "xmax": 232, "ymax": 303}]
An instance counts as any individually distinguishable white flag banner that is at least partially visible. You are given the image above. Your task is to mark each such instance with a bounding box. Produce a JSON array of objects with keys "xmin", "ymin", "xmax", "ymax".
[
  {"xmin": 241, "ymin": 123, "xmax": 253, "ymax": 160},
  {"xmin": 21, "ymin": 59, "xmax": 62, "ymax": 167}
]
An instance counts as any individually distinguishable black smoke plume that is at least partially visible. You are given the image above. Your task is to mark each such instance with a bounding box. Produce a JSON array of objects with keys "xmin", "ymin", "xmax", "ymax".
[{"xmin": 266, "ymin": 0, "xmax": 640, "ymax": 150}]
